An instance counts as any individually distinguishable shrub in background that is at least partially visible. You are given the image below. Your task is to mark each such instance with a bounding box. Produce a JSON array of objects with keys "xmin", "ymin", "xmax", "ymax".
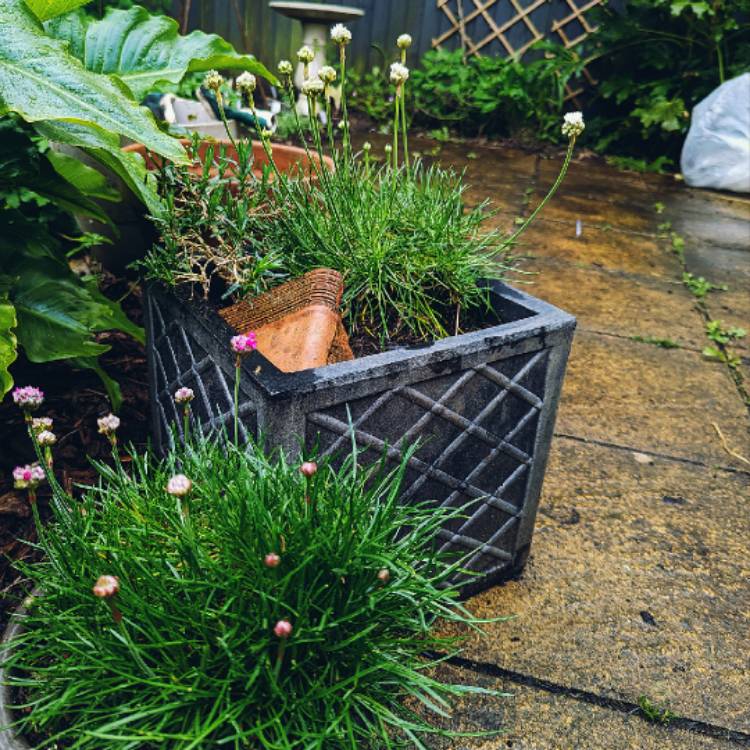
[{"xmin": 585, "ymin": 0, "xmax": 750, "ymax": 169}]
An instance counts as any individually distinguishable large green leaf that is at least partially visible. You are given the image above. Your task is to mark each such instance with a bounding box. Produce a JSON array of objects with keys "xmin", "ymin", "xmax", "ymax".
[
  {"xmin": 24, "ymin": 0, "xmax": 90, "ymax": 21},
  {"xmin": 35, "ymin": 120, "xmax": 164, "ymax": 216},
  {"xmin": 47, "ymin": 149, "xmax": 120, "ymax": 202},
  {"xmin": 0, "ymin": 0, "xmax": 186, "ymax": 163},
  {"xmin": 46, "ymin": 6, "xmax": 277, "ymax": 101},
  {"xmin": 0, "ymin": 296, "xmax": 17, "ymax": 398}
]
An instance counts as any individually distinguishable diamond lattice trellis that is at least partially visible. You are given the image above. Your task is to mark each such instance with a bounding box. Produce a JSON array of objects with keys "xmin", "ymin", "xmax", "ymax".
[{"xmin": 433, "ymin": 0, "xmax": 604, "ymax": 100}]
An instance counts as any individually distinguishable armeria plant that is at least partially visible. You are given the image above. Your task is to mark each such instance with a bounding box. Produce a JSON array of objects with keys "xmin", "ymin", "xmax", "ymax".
[
  {"xmin": 141, "ymin": 26, "xmax": 583, "ymax": 348},
  {"xmin": 5, "ymin": 374, "xmax": 504, "ymax": 749}
]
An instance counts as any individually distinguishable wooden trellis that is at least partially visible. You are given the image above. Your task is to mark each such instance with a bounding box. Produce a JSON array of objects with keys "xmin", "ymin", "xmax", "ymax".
[{"xmin": 433, "ymin": 0, "xmax": 605, "ymax": 100}]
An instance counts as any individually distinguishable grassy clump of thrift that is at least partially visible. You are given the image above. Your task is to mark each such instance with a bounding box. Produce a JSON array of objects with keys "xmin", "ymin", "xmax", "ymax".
[{"xmin": 6, "ymin": 432, "xmax": 499, "ymax": 748}]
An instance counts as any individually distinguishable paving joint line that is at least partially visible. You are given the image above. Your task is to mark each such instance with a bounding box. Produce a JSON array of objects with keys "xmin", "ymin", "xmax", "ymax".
[
  {"xmin": 553, "ymin": 432, "xmax": 750, "ymax": 477},
  {"xmin": 437, "ymin": 653, "xmax": 750, "ymax": 746},
  {"xmin": 579, "ymin": 327, "xmax": 703, "ymax": 353}
]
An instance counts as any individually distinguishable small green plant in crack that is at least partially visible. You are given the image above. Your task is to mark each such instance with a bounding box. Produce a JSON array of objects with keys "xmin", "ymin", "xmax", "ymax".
[
  {"xmin": 637, "ymin": 695, "xmax": 675, "ymax": 725},
  {"xmin": 653, "ymin": 201, "xmax": 665, "ymax": 214},
  {"xmin": 631, "ymin": 335, "xmax": 681, "ymax": 349},
  {"xmin": 670, "ymin": 232, "xmax": 685, "ymax": 259},
  {"xmin": 656, "ymin": 220, "xmax": 672, "ymax": 236},
  {"xmin": 703, "ymin": 320, "xmax": 746, "ymax": 369},
  {"xmin": 682, "ymin": 272, "xmax": 728, "ymax": 299}
]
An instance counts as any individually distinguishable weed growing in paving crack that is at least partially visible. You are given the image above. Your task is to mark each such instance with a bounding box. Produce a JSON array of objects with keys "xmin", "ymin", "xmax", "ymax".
[
  {"xmin": 630, "ymin": 335, "xmax": 681, "ymax": 349},
  {"xmin": 703, "ymin": 321, "xmax": 747, "ymax": 369},
  {"xmin": 637, "ymin": 695, "xmax": 675, "ymax": 725},
  {"xmin": 682, "ymin": 272, "xmax": 727, "ymax": 298}
]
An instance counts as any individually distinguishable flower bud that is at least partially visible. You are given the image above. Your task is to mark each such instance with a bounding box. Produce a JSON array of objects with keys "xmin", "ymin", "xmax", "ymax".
[
  {"xmin": 319, "ymin": 65, "xmax": 337, "ymax": 85},
  {"xmin": 377, "ymin": 568, "xmax": 390, "ymax": 583},
  {"xmin": 36, "ymin": 430, "xmax": 56, "ymax": 447},
  {"xmin": 31, "ymin": 417, "xmax": 53, "ymax": 434},
  {"xmin": 264, "ymin": 553, "xmax": 281, "ymax": 568},
  {"xmin": 396, "ymin": 34, "xmax": 412, "ymax": 50},
  {"xmin": 362, "ymin": 141, "xmax": 371, "ymax": 152},
  {"xmin": 166, "ymin": 474, "xmax": 192, "ymax": 497},
  {"xmin": 174, "ymin": 387, "xmax": 195, "ymax": 404},
  {"xmin": 92, "ymin": 575, "xmax": 119, "ymax": 598},
  {"xmin": 273, "ymin": 619, "xmax": 293, "ymax": 638},
  {"xmin": 203, "ymin": 69, "xmax": 224, "ymax": 92},
  {"xmin": 297, "ymin": 45, "xmax": 315, "ymax": 64},
  {"xmin": 278, "ymin": 59, "xmax": 293, "ymax": 77},
  {"xmin": 299, "ymin": 461, "xmax": 318, "ymax": 478},
  {"xmin": 301, "ymin": 77, "xmax": 325, "ymax": 97},
  {"xmin": 236, "ymin": 71, "xmax": 256, "ymax": 95}
]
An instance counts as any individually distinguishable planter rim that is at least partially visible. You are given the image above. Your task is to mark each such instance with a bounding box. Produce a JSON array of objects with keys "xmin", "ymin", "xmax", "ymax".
[
  {"xmin": 149, "ymin": 279, "xmax": 575, "ymax": 400},
  {"xmin": 0, "ymin": 594, "xmax": 37, "ymax": 750}
]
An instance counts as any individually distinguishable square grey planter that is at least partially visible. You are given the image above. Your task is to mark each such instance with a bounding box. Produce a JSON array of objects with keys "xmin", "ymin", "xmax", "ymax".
[{"xmin": 144, "ymin": 281, "xmax": 575, "ymax": 596}]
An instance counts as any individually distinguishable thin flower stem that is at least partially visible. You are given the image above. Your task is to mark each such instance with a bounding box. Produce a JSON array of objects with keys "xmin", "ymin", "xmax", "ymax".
[
  {"xmin": 182, "ymin": 407, "xmax": 190, "ymax": 445},
  {"xmin": 400, "ymin": 86, "xmax": 410, "ymax": 177},
  {"xmin": 234, "ymin": 360, "xmax": 241, "ymax": 445},
  {"xmin": 392, "ymin": 91, "xmax": 400, "ymax": 172},
  {"xmin": 505, "ymin": 137, "xmax": 576, "ymax": 248},
  {"xmin": 339, "ymin": 46, "xmax": 351, "ymax": 165}
]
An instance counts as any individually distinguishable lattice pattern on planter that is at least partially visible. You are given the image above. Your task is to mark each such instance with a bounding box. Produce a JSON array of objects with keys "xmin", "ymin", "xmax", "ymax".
[
  {"xmin": 147, "ymin": 292, "xmax": 258, "ymax": 449},
  {"xmin": 305, "ymin": 348, "xmax": 549, "ymax": 582},
  {"xmin": 433, "ymin": 0, "xmax": 603, "ymax": 100}
]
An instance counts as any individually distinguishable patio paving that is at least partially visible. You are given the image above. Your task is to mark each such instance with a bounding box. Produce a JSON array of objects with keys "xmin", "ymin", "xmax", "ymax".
[{"xmin": 430, "ymin": 139, "xmax": 750, "ymax": 748}]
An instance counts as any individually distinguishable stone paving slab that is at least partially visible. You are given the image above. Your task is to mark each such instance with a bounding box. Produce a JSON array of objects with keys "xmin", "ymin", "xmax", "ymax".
[
  {"xmin": 441, "ymin": 438, "xmax": 750, "ymax": 734},
  {"xmin": 435, "ymin": 666, "xmax": 741, "ymax": 750},
  {"xmin": 555, "ymin": 331, "xmax": 750, "ymax": 469},
  {"xmin": 520, "ymin": 259, "xmax": 706, "ymax": 349},
  {"xmin": 516, "ymin": 220, "xmax": 678, "ymax": 280}
]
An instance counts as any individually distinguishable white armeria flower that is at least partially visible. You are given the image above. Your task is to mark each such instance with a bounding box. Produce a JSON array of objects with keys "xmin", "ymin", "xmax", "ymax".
[
  {"xmin": 561, "ymin": 111, "xmax": 585, "ymax": 138},
  {"xmin": 203, "ymin": 69, "xmax": 224, "ymax": 91},
  {"xmin": 278, "ymin": 59, "xmax": 293, "ymax": 76},
  {"xmin": 166, "ymin": 474, "xmax": 193, "ymax": 497},
  {"xmin": 319, "ymin": 65, "xmax": 337, "ymax": 84},
  {"xmin": 301, "ymin": 77, "xmax": 325, "ymax": 97},
  {"xmin": 330, "ymin": 23, "xmax": 352, "ymax": 46},
  {"xmin": 36, "ymin": 430, "xmax": 56, "ymax": 447},
  {"xmin": 389, "ymin": 62, "xmax": 409, "ymax": 86},
  {"xmin": 174, "ymin": 387, "xmax": 194, "ymax": 404},
  {"xmin": 396, "ymin": 33, "xmax": 412, "ymax": 50},
  {"xmin": 236, "ymin": 71, "xmax": 256, "ymax": 94},
  {"xmin": 297, "ymin": 45, "xmax": 315, "ymax": 64},
  {"xmin": 97, "ymin": 413, "xmax": 120, "ymax": 436}
]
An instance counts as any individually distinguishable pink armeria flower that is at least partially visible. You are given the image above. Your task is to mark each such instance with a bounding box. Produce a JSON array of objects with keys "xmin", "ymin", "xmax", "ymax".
[
  {"xmin": 299, "ymin": 461, "xmax": 318, "ymax": 478},
  {"xmin": 97, "ymin": 413, "xmax": 121, "ymax": 436},
  {"xmin": 166, "ymin": 474, "xmax": 192, "ymax": 497},
  {"xmin": 174, "ymin": 387, "xmax": 195, "ymax": 404},
  {"xmin": 12, "ymin": 386, "xmax": 44, "ymax": 412},
  {"xmin": 273, "ymin": 619, "xmax": 293, "ymax": 638},
  {"xmin": 264, "ymin": 553, "xmax": 281, "ymax": 568},
  {"xmin": 377, "ymin": 568, "xmax": 391, "ymax": 584},
  {"xmin": 92, "ymin": 575, "xmax": 120, "ymax": 598},
  {"xmin": 230, "ymin": 332, "xmax": 258, "ymax": 354},
  {"xmin": 13, "ymin": 464, "xmax": 45, "ymax": 490}
]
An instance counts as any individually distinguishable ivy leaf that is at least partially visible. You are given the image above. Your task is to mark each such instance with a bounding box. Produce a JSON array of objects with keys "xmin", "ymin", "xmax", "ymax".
[
  {"xmin": 0, "ymin": 295, "xmax": 17, "ymax": 398},
  {"xmin": 46, "ymin": 6, "xmax": 276, "ymax": 101},
  {"xmin": 669, "ymin": 1, "xmax": 713, "ymax": 19}
]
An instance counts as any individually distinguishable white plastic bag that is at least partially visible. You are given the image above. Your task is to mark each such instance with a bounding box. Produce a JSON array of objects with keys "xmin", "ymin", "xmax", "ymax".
[{"xmin": 680, "ymin": 73, "xmax": 750, "ymax": 194}]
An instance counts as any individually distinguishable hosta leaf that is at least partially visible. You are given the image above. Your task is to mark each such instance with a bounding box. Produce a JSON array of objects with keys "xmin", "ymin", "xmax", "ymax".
[
  {"xmin": 0, "ymin": 0, "xmax": 186, "ymax": 163},
  {"xmin": 46, "ymin": 6, "xmax": 277, "ymax": 101},
  {"xmin": 47, "ymin": 150, "xmax": 120, "ymax": 202},
  {"xmin": 0, "ymin": 296, "xmax": 17, "ymax": 398},
  {"xmin": 35, "ymin": 120, "xmax": 164, "ymax": 216},
  {"xmin": 24, "ymin": 0, "xmax": 90, "ymax": 21}
]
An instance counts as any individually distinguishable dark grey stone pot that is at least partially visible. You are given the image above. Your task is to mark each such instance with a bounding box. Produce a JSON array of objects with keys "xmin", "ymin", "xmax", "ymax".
[
  {"xmin": 0, "ymin": 597, "xmax": 33, "ymax": 750},
  {"xmin": 145, "ymin": 281, "xmax": 575, "ymax": 596}
]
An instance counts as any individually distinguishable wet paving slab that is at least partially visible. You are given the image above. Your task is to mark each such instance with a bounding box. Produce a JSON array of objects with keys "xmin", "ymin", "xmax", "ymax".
[
  {"xmin": 556, "ymin": 331, "xmax": 749, "ymax": 469},
  {"xmin": 436, "ymin": 665, "xmax": 743, "ymax": 749},
  {"xmin": 520, "ymin": 259, "xmax": 707, "ymax": 349},
  {"xmin": 441, "ymin": 438, "xmax": 750, "ymax": 735}
]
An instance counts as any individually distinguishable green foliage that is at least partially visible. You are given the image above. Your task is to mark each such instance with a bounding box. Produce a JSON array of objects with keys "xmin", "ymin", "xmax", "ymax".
[
  {"xmin": 703, "ymin": 320, "xmax": 746, "ymax": 368},
  {"xmin": 410, "ymin": 45, "xmax": 585, "ymax": 141},
  {"xmin": 0, "ymin": 296, "xmax": 17, "ymax": 396},
  {"xmin": 682, "ymin": 272, "xmax": 727, "ymax": 298},
  {"xmin": 23, "ymin": 0, "xmax": 91, "ymax": 21},
  {"xmin": 348, "ymin": 65, "xmax": 401, "ymax": 127},
  {"xmin": 638, "ymin": 695, "xmax": 675, "ymax": 725},
  {"xmin": 586, "ymin": 0, "xmax": 750, "ymax": 165},
  {"xmin": 8, "ymin": 433, "xmax": 500, "ymax": 747},
  {"xmin": 630, "ymin": 335, "xmax": 681, "ymax": 349},
  {"xmin": 46, "ymin": 6, "xmax": 275, "ymax": 101}
]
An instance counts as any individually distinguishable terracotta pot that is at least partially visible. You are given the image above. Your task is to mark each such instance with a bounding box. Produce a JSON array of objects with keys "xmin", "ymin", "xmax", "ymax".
[{"xmin": 77, "ymin": 139, "xmax": 332, "ymax": 272}]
